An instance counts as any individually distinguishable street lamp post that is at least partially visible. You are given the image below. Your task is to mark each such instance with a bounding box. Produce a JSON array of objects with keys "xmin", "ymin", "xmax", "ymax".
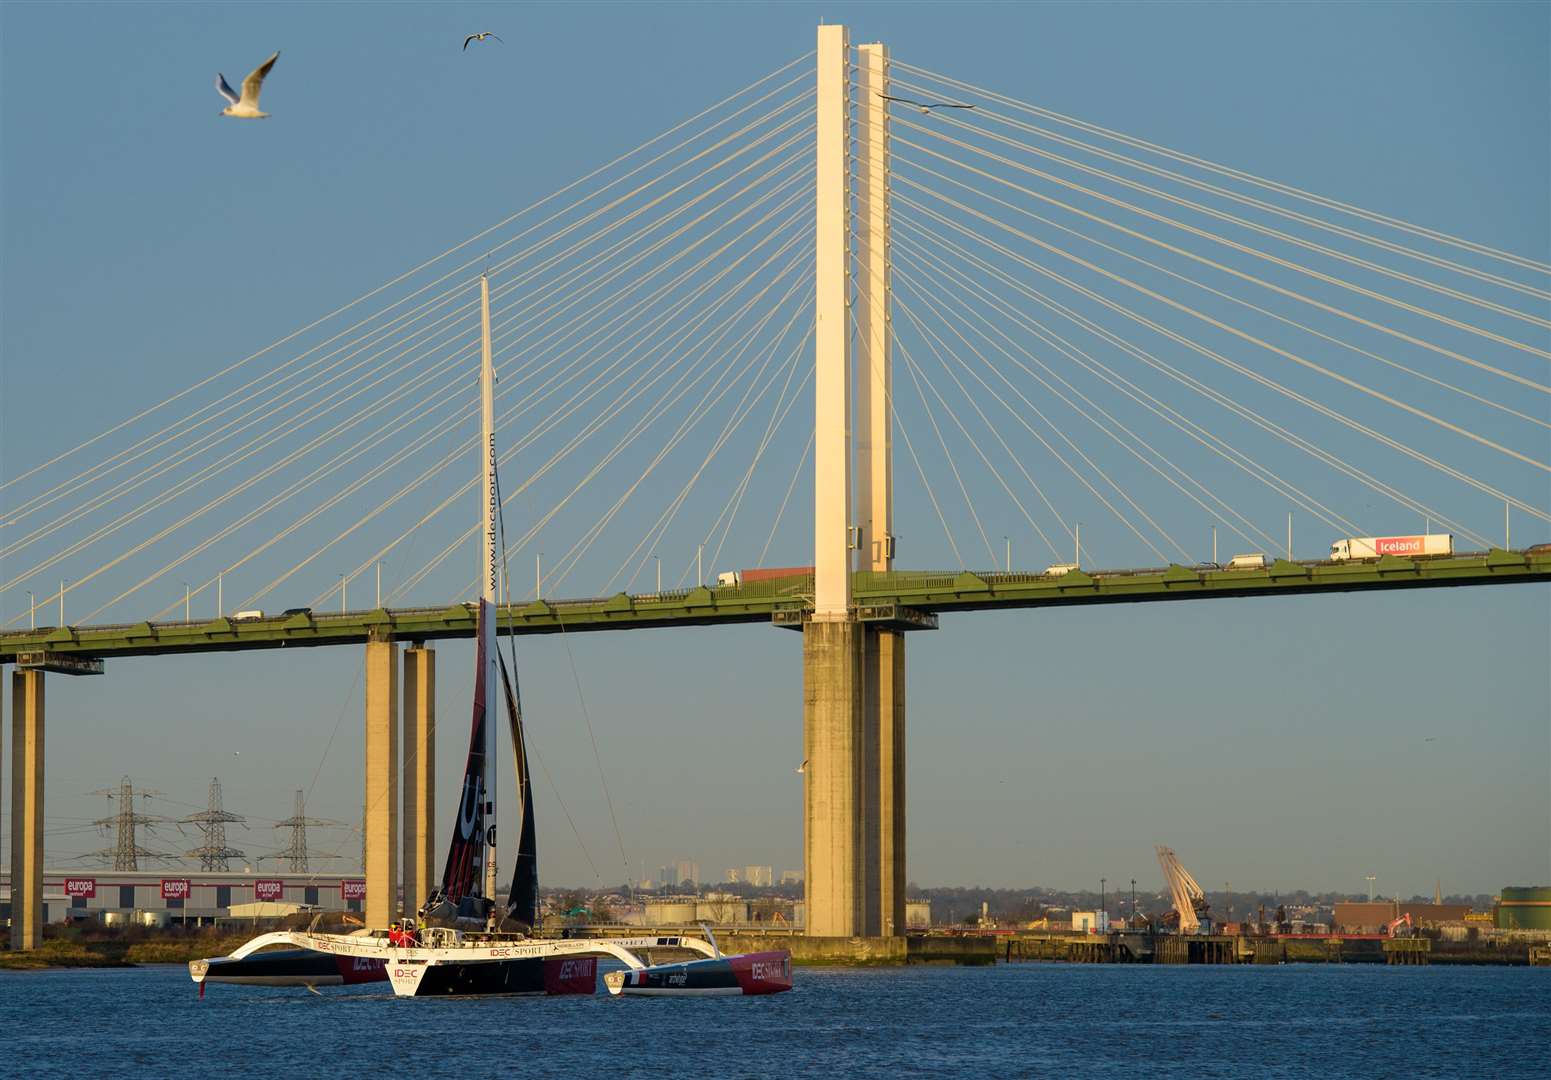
[
  {"xmin": 1131, "ymin": 878, "xmax": 1137, "ymax": 925},
  {"xmin": 1100, "ymin": 877, "xmax": 1106, "ymax": 926}
]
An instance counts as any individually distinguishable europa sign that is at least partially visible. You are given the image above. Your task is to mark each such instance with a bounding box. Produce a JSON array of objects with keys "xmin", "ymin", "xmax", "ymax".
[
  {"xmin": 64, "ymin": 878, "xmax": 96, "ymax": 898},
  {"xmin": 161, "ymin": 878, "xmax": 192, "ymax": 900},
  {"xmin": 341, "ymin": 880, "xmax": 367, "ymax": 901},
  {"xmin": 254, "ymin": 880, "xmax": 285, "ymax": 901}
]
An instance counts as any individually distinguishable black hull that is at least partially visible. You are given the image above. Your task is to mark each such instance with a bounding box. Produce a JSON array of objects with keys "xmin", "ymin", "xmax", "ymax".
[
  {"xmin": 411, "ymin": 955, "xmax": 597, "ymax": 996},
  {"xmin": 195, "ymin": 948, "xmax": 386, "ymax": 987}
]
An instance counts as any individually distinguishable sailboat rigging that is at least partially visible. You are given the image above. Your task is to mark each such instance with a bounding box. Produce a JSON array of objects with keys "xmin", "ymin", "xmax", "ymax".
[{"xmin": 190, "ymin": 271, "xmax": 790, "ymax": 998}]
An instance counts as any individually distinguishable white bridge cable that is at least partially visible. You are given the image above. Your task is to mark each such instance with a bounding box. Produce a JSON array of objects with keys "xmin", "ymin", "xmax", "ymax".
[
  {"xmin": 890, "ymin": 299, "xmax": 1070, "ymax": 561},
  {"xmin": 847, "ymin": 244, "xmax": 1069, "ymax": 562},
  {"xmin": 3, "ymin": 100, "xmax": 825, "ymax": 564},
  {"xmin": 897, "ymin": 296, "xmax": 1178, "ymax": 565},
  {"xmin": 892, "ymin": 207, "xmax": 1482, "ymax": 543},
  {"xmin": 614, "ymin": 304, "xmax": 815, "ymax": 593},
  {"xmin": 238, "ymin": 186, "xmax": 813, "ymax": 614},
  {"xmin": 758, "ymin": 427, "xmax": 813, "ymax": 569},
  {"xmin": 892, "ymin": 189, "xmax": 1551, "ymax": 521},
  {"xmin": 890, "ymin": 59, "xmax": 1551, "ymax": 278},
  {"xmin": 892, "ymin": 208, "xmax": 1491, "ymax": 546},
  {"xmin": 894, "ymin": 254, "xmax": 1280, "ymax": 555},
  {"xmin": 0, "ymin": 282, "xmax": 480, "ymax": 552},
  {"xmin": 887, "ymin": 173, "xmax": 1551, "ymax": 477},
  {"xmin": 845, "ymin": 307, "xmax": 971, "ymax": 569},
  {"xmin": 1, "ymin": 94, "xmax": 817, "ymax": 545},
  {"xmin": 893, "ymin": 237, "xmax": 1299, "ymax": 551},
  {"xmin": 307, "ymin": 200, "xmax": 815, "ymax": 610},
  {"xmin": 523, "ymin": 249, "xmax": 815, "ymax": 596},
  {"xmin": 449, "ymin": 249, "xmax": 810, "ymax": 603},
  {"xmin": 368, "ymin": 201, "xmax": 818, "ymax": 608},
  {"xmin": 889, "ymin": 133, "xmax": 1551, "ymax": 407},
  {"xmin": 883, "ymin": 85, "xmax": 1551, "ymax": 324},
  {"xmin": 702, "ymin": 332, "xmax": 815, "ymax": 578},
  {"xmin": 0, "ymin": 54, "xmax": 816, "ymax": 499},
  {"xmin": 386, "ymin": 214, "xmax": 815, "ymax": 605},
  {"xmin": 893, "ymin": 327, "xmax": 1001, "ymax": 567},
  {"xmin": 476, "ymin": 130, "xmax": 815, "ymax": 383},
  {"xmin": 17, "ymin": 140, "xmax": 818, "ymax": 619},
  {"xmin": 1, "ymin": 295, "xmax": 493, "ymax": 605}
]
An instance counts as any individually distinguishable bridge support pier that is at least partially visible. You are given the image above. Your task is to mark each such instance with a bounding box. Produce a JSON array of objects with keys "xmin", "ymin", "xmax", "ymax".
[
  {"xmin": 868, "ymin": 627, "xmax": 906, "ymax": 937},
  {"xmin": 803, "ymin": 617, "xmax": 865, "ymax": 936},
  {"xmin": 10, "ymin": 669, "xmax": 44, "ymax": 950},
  {"xmin": 364, "ymin": 638, "xmax": 399, "ymax": 928},
  {"xmin": 402, "ymin": 645, "xmax": 435, "ymax": 917}
]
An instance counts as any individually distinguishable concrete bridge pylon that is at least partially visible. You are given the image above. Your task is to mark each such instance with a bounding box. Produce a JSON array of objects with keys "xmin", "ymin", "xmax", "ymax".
[{"xmin": 804, "ymin": 27, "xmax": 918, "ymax": 938}]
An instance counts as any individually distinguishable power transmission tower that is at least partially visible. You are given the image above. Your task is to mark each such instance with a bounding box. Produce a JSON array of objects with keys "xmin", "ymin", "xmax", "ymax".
[
  {"xmin": 264, "ymin": 790, "xmax": 342, "ymax": 873},
  {"xmin": 88, "ymin": 776, "xmax": 172, "ymax": 870},
  {"xmin": 181, "ymin": 777, "xmax": 246, "ymax": 871}
]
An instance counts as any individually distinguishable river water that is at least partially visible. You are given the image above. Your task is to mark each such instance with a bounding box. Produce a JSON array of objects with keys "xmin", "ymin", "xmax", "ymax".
[{"xmin": 3, "ymin": 962, "xmax": 1547, "ymax": 1077}]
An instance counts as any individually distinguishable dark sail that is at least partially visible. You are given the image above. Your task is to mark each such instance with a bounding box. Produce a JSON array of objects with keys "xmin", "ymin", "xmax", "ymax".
[
  {"xmin": 437, "ymin": 599, "xmax": 490, "ymax": 904},
  {"xmin": 499, "ymin": 653, "xmax": 539, "ymax": 929}
]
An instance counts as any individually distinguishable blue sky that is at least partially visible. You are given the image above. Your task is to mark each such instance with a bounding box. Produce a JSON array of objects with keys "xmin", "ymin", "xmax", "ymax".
[{"xmin": 1, "ymin": 1, "xmax": 1547, "ymax": 897}]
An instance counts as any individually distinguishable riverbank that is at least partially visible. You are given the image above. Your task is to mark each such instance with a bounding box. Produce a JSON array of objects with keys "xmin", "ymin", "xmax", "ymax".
[{"xmin": 0, "ymin": 933, "xmax": 249, "ymax": 970}]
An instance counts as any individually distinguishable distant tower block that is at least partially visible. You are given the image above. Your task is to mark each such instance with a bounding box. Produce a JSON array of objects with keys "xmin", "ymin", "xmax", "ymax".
[{"xmin": 182, "ymin": 776, "xmax": 246, "ymax": 871}]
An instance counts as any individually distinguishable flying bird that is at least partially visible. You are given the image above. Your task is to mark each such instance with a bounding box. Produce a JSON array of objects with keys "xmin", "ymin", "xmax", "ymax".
[
  {"xmin": 877, "ymin": 93, "xmax": 974, "ymax": 114},
  {"xmin": 463, "ymin": 32, "xmax": 505, "ymax": 50},
  {"xmin": 216, "ymin": 51, "xmax": 279, "ymax": 119},
  {"xmin": 795, "ymin": 759, "xmax": 807, "ymax": 774}
]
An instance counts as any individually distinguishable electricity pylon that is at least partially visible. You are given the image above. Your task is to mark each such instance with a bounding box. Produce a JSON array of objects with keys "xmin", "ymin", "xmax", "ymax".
[
  {"xmin": 181, "ymin": 777, "xmax": 247, "ymax": 871},
  {"xmin": 88, "ymin": 776, "xmax": 172, "ymax": 870}
]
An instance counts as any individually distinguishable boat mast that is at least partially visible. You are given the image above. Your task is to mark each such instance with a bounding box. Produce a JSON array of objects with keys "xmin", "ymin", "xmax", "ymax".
[{"xmin": 480, "ymin": 272, "xmax": 499, "ymax": 907}]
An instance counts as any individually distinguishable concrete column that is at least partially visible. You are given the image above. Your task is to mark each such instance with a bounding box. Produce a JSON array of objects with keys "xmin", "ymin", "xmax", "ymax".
[
  {"xmin": 10, "ymin": 670, "xmax": 44, "ymax": 950},
  {"xmin": 803, "ymin": 618, "xmax": 864, "ymax": 936},
  {"xmin": 875, "ymin": 629, "xmax": 906, "ymax": 936},
  {"xmin": 813, "ymin": 22, "xmax": 852, "ymax": 619},
  {"xmin": 363, "ymin": 639, "xmax": 399, "ymax": 928},
  {"xmin": 854, "ymin": 41, "xmax": 892, "ymax": 575},
  {"xmin": 859, "ymin": 630, "xmax": 882, "ymax": 936},
  {"xmin": 401, "ymin": 646, "xmax": 435, "ymax": 916}
]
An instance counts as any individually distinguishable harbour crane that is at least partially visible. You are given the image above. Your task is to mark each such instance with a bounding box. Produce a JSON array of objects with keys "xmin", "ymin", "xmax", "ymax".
[{"xmin": 1156, "ymin": 846, "xmax": 1211, "ymax": 933}]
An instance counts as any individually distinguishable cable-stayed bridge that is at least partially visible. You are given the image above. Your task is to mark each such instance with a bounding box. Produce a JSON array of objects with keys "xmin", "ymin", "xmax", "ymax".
[{"xmin": 2, "ymin": 26, "xmax": 1547, "ymax": 945}]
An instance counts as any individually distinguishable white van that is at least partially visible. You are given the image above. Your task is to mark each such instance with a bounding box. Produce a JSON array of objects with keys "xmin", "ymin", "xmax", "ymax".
[
  {"xmin": 1226, "ymin": 553, "xmax": 1268, "ymax": 570},
  {"xmin": 1041, "ymin": 563, "xmax": 1080, "ymax": 577},
  {"xmin": 716, "ymin": 571, "xmax": 741, "ymax": 587},
  {"xmin": 232, "ymin": 609, "xmax": 265, "ymax": 621}
]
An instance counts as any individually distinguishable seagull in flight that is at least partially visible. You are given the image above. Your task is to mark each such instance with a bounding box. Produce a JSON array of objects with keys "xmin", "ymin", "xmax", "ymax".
[
  {"xmin": 216, "ymin": 51, "xmax": 279, "ymax": 119},
  {"xmin": 463, "ymin": 32, "xmax": 505, "ymax": 50},
  {"xmin": 877, "ymin": 93, "xmax": 974, "ymax": 114}
]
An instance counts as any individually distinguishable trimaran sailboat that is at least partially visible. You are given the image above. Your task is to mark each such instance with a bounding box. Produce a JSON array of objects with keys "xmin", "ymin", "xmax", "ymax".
[{"xmin": 191, "ymin": 275, "xmax": 791, "ymax": 998}]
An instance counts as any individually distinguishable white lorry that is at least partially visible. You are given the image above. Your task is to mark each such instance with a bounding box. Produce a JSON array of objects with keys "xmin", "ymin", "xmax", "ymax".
[{"xmin": 1329, "ymin": 534, "xmax": 1453, "ymax": 561}]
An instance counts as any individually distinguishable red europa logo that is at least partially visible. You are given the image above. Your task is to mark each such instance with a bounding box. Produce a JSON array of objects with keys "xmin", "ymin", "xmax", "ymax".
[{"xmin": 65, "ymin": 878, "xmax": 96, "ymax": 897}]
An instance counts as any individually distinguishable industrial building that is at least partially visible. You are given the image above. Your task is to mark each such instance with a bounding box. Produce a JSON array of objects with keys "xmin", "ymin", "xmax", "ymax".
[
  {"xmin": 1, "ymin": 870, "xmax": 366, "ymax": 928},
  {"xmin": 1333, "ymin": 900, "xmax": 1472, "ymax": 932},
  {"xmin": 1497, "ymin": 887, "xmax": 1551, "ymax": 930}
]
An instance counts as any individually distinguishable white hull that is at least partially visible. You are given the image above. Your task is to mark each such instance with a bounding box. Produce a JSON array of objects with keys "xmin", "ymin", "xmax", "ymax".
[{"xmin": 203, "ymin": 929, "xmax": 718, "ymax": 998}]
